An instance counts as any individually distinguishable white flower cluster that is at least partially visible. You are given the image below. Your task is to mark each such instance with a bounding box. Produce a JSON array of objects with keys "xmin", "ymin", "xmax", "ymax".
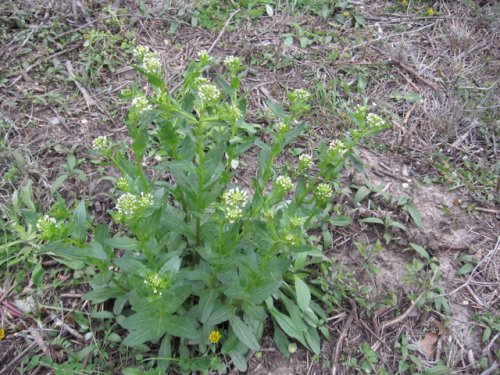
[
  {"xmin": 223, "ymin": 187, "xmax": 248, "ymax": 223},
  {"xmin": 194, "ymin": 77, "xmax": 209, "ymax": 86},
  {"xmin": 197, "ymin": 50, "xmax": 211, "ymax": 64},
  {"xmin": 315, "ymin": 183, "xmax": 333, "ymax": 203},
  {"xmin": 227, "ymin": 104, "xmax": 242, "ymax": 119},
  {"xmin": 116, "ymin": 177, "xmax": 129, "ymax": 191},
  {"xmin": 328, "ymin": 139, "xmax": 348, "ymax": 156},
  {"xmin": 366, "ymin": 113, "xmax": 385, "ymax": 128},
  {"xmin": 275, "ymin": 175, "xmax": 293, "ymax": 192},
  {"xmin": 143, "ymin": 272, "xmax": 169, "ymax": 295},
  {"xmin": 284, "ymin": 233, "xmax": 298, "ymax": 245},
  {"xmin": 92, "ymin": 136, "xmax": 111, "ymax": 154},
  {"xmin": 275, "ymin": 122, "xmax": 288, "ymax": 132},
  {"xmin": 116, "ymin": 192, "xmax": 154, "ymax": 216},
  {"xmin": 224, "ymin": 56, "xmax": 242, "ymax": 72},
  {"xmin": 355, "ymin": 105, "xmax": 367, "ymax": 117},
  {"xmin": 37, "ymin": 215, "xmax": 59, "ymax": 240},
  {"xmin": 198, "ymin": 84, "xmax": 220, "ymax": 103},
  {"xmin": 131, "ymin": 95, "xmax": 152, "ymax": 113},
  {"xmin": 133, "ymin": 45, "xmax": 161, "ymax": 73},
  {"xmin": 298, "ymin": 154, "xmax": 313, "ymax": 170},
  {"xmin": 291, "ymin": 88, "xmax": 311, "ymax": 102}
]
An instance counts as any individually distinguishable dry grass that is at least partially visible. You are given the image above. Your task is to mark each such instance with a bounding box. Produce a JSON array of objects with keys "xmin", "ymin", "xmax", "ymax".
[{"xmin": 0, "ymin": 0, "xmax": 498, "ymax": 374}]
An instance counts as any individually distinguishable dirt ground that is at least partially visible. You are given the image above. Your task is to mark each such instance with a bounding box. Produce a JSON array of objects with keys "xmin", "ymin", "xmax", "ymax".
[{"xmin": 0, "ymin": 0, "xmax": 498, "ymax": 374}]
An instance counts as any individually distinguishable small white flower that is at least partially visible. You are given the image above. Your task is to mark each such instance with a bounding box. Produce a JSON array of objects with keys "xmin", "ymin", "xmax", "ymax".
[
  {"xmin": 275, "ymin": 176, "xmax": 293, "ymax": 192},
  {"xmin": 275, "ymin": 122, "xmax": 288, "ymax": 132},
  {"xmin": 116, "ymin": 193, "xmax": 140, "ymax": 216},
  {"xmin": 134, "ymin": 45, "xmax": 162, "ymax": 73},
  {"xmin": 366, "ymin": 113, "xmax": 385, "ymax": 128},
  {"xmin": 291, "ymin": 88, "xmax": 311, "ymax": 102},
  {"xmin": 139, "ymin": 192, "xmax": 154, "ymax": 208},
  {"xmin": 224, "ymin": 56, "xmax": 242, "ymax": 72},
  {"xmin": 328, "ymin": 139, "xmax": 348, "ymax": 155},
  {"xmin": 223, "ymin": 187, "xmax": 248, "ymax": 223},
  {"xmin": 315, "ymin": 183, "xmax": 333, "ymax": 203},
  {"xmin": 92, "ymin": 136, "xmax": 111, "ymax": 154},
  {"xmin": 37, "ymin": 215, "xmax": 59, "ymax": 240},
  {"xmin": 197, "ymin": 50, "xmax": 211, "ymax": 63},
  {"xmin": 298, "ymin": 154, "xmax": 313, "ymax": 170},
  {"xmin": 131, "ymin": 95, "xmax": 152, "ymax": 113},
  {"xmin": 198, "ymin": 84, "xmax": 220, "ymax": 103}
]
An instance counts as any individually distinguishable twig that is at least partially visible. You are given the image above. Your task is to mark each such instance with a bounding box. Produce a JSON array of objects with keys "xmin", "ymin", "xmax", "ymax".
[
  {"xmin": 480, "ymin": 362, "xmax": 498, "ymax": 375},
  {"xmin": 475, "ymin": 207, "xmax": 500, "ymax": 215},
  {"xmin": 371, "ymin": 46, "xmax": 440, "ymax": 91},
  {"xmin": 207, "ymin": 9, "xmax": 241, "ymax": 54},
  {"xmin": 448, "ymin": 237, "xmax": 499, "ymax": 297},
  {"xmin": 0, "ymin": 342, "xmax": 37, "ymax": 375},
  {"xmin": 7, "ymin": 43, "xmax": 82, "ymax": 87},
  {"xmin": 65, "ymin": 60, "xmax": 95, "ymax": 110},
  {"xmin": 331, "ymin": 305, "xmax": 355, "ymax": 375},
  {"xmin": 346, "ymin": 22, "xmax": 437, "ymax": 52}
]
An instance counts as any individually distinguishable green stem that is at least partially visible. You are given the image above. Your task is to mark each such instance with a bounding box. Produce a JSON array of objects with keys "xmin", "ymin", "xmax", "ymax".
[{"xmin": 195, "ymin": 119, "xmax": 205, "ymax": 246}]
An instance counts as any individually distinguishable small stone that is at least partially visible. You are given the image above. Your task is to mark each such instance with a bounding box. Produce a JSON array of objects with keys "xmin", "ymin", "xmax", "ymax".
[{"xmin": 402, "ymin": 183, "xmax": 409, "ymax": 189}]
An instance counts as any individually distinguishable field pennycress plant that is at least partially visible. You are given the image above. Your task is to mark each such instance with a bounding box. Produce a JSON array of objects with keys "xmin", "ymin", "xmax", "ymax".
[{"xmin": 37, "ymin": 46, "xmax": 389, "ymax": 373}]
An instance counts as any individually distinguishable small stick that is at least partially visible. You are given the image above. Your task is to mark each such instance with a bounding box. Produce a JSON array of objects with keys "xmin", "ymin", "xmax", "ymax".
[
  {"xmin": 207, "ymin": 10, "xmax": 241, "ymax": 54},
  {"xmin": 0, "ymin": 342, "xmax": 37, "ymax": 375},
  {"xmin": 65, "ymin": 60, "xmax": 96, "ymax": 110},
  {"xmin": 332, "ymin": 305, "xmax": 355, "ymax": 375}
]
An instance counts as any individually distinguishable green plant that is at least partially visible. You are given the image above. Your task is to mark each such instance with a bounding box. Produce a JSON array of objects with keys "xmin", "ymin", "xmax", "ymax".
[
  {"xmin": 51, "ymin": 153, "xmax": 88, "ymax": 196},
  {"xmin": 38, "ymin": 47, "xmax": 389, "ymax": 373}
]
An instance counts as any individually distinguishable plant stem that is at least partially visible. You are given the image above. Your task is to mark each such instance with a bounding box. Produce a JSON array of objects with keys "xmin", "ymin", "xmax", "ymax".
[{"xmin": 195, "ymin": 119, "xmax": 204, "ymax": 246}]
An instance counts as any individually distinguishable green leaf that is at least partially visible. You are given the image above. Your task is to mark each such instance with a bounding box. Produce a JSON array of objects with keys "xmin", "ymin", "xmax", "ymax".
[
  {"xmin": 228, "ymin": 351, "xmax": 247, "ymax": 372},
  {"xmin": 158, "ymin": 335, "xmax": 171, "ymax": 369},
  {"xmin": 229, "ymin": 316, "xmax": 260, "ymax": 350},
  {"xmin": 409, "ymin": 243, "xmax": 430, "ymax": 260},
  {"xmin": 269, "ymin": 308, "xmax": 305, "ymax": 345},
  {"xmin": 405, "ymin": 204, "xmax": 422, "ymax": 227},
  {"xmin": 71, "ymin": 201, "xmax": 87, "ymax": 243},
  {"xmin": 199, "ymin": 289, "xmax": 218, "ymax": 323},
  {"xmin": 164, "ymin": 315, "xmax": 199, "ymax": 340},
  {"xmin": 122, "ymin": 368, "xmax": 143, "ymax": 375},
  {"xmin": 455, "ymin": 263, "xmax": 473, "ymax": 276},
  {"xmin": 206, "ymin": 304, "xmax": 234, "ymax": 325},
  {"xmin": 266, "ymin": 100, "xmax": 286, "ymax": 119},
  {"xmin": 304, "ymin": 328, "xmax": 321, "ymax": 355},
  {"xmin": 284, "ymin": 36, "xmax": 294, "ymax": 47},
  {"xmin": 273, "ymin": 324, "xmax": 290, "ymax": 357},
  {"xmin": 294, "ymin": 276, "xmax": 311, "ymax": 311},
  {"xmin": 50, "ymin": 174, "xmax": 68, "ymax": 194},
  {"xmin": 353, "ymin": 186, "xmax": 371, "ymax": 204},
  {"xmin": 31, "ymin": 261, "xmax": 44, "ymax": 287},
  {"xmin": 360, "ymin": 217, "xmax": 384, "ymax": 225},
  {"xmin": 389, "ymin": 220, "xmax": 407, "ymax": 230},
  {"xmin": 122, "ymin": 312, "xmax": 169, "ymax": 346},
  {"xmin": 84, "ymin": 286, "xmax": 124, "ymax": 304},
  {"xmin": 105, "ymin": 237, "xmax": 142, "ymax": 251},
  {"xmin": 424, "ymin": 364, "xmax": 453, "ymax": 375},
  {"xmin": 329, "ymin": 215, "xmax": 353, "ymax": 226}
]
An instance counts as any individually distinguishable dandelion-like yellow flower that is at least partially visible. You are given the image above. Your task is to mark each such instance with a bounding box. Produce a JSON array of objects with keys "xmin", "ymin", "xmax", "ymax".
[
  {"xmin": 343, "ymin": 11, "xmax": 350, "ymax": 17},
  {"xmin": 208, "ymin": 330, "xmax": 222, "ymax": 344},
  {"xmin": 0, "ymin": 328, "xmax": 5, "ymax": 341},
  {"xmin": 427, "ymin": 8, "xmax": 435, "ymax": 16}
]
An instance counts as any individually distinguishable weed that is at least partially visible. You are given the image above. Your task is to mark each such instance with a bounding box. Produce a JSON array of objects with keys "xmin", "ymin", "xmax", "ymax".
[{"xmin": 36, "ymin": 48, "xmax": 389, "ymax": 372}]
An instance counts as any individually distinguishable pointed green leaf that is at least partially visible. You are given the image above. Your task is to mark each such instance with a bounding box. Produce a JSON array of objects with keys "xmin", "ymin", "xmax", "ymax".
[
  {"xmin": 229, "ymin": 316, "xmax": 260, "ymax": 350},
  {"xmin": 294, "ymin": 276, "xmax": 311, "ymax": 311}
]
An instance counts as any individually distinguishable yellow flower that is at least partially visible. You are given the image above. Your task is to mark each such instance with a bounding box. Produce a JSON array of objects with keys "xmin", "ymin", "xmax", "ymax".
[
  {"xmin": 427, "ymin": 8, "xmax": 435, "ymax": 16},
  {"xmin": 343, "ymin": 11, "xmax": 350, "ymax": 17},
  {"xmin": 0, "ymin": 328, "xmax": 5, "ymax": 341},
  {"xmin": 401, "ymin": 0, "xmax": 408, "ymax": 6},
  {"xmin": 208, "ymin": 330, "xmax": 222, "ymax": 344}
]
